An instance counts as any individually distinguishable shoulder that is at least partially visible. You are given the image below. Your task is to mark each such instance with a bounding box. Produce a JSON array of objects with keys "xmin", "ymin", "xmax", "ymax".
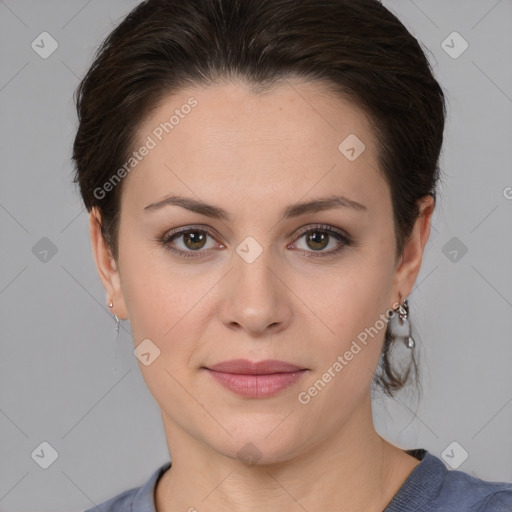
[
  {"xmin": 420, "ymin": 451, "xmax": 512, "ymax": 511},
  {"xmin": 83, "ymin": 487, "xmax": 138, "ymax": 512},
  {"xmin": 440, "ymin": 466, "xmax": 512, "ymax": 511},
  {"xmin": 478, "ymin": 489, "xmax": 512, "ymax": 511},
  {"xmin": 82, "ymin": 462, "xmax": 172, "ymax": 512},
  {"xmin": 386, "ymin": 449, "xmax": 512, "ymax": 512}
]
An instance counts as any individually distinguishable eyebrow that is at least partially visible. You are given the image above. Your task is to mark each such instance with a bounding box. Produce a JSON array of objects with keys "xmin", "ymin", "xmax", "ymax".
[{"xmin": 143, "ymin": 193, "xmax": 367, "ymax": 221}]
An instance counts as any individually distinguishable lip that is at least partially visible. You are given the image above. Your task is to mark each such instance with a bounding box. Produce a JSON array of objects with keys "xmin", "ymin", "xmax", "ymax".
[
  {"xmin": 203, "ymin": 359, "xmax": 308, "ymax": 398},
  {"xmin": 207, "ymin": 359, "xmax": 306, "ymax": 374}
]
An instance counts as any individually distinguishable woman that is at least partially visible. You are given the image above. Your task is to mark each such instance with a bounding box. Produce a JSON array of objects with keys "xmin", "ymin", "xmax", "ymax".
[{"xmin": 73, "ymin": 0, "xmax": 512, "ymax": 510}]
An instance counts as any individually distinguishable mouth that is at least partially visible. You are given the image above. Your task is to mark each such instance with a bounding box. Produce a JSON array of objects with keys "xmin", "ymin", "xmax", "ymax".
[{"xmin": 202, "ymin": 359, "xmax": 309, "ymax": 398}]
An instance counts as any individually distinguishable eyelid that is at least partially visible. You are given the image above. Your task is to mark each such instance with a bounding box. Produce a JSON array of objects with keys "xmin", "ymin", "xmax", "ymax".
[
  {"xmin": 162, "ymin": 224, "xmax": 223, "ymax": 243},
  {"xmin": 161, "ymin": 223, "xmax": 350, "ymax": 244},
  {"xmin": 160, "ymin": 223, "xmax": 352, "ymax": 258},
  {"xmin": 291, "ymin": 223, "xmax": 352, "ymax": 244}
]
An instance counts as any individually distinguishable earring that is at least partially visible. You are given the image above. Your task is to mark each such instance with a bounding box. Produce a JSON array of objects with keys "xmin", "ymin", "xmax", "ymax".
[
  {"xmin": 396, "ymin": 296, "xmax": 415, "ymax": 349},
  {"xmin": 108, "ymin": 300, "xmax": 120, "ymax": 339}
]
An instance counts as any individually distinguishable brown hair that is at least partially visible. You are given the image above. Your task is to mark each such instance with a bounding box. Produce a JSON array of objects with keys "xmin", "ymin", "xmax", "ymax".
[{"xmin": 72, "ymin": 0, "xmax": 446, "ymax": 397}]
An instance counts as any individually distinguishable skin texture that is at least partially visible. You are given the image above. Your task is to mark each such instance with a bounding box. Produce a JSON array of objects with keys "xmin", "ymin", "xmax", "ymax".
[{"xmin": 89, "ymin": 79, "xmax": 433, "ymax": 511}]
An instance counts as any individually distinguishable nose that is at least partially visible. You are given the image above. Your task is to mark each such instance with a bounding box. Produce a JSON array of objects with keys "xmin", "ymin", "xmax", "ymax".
[{"xmin": 218, "ymin": 244, "xmax": 292, "ymax": 337}]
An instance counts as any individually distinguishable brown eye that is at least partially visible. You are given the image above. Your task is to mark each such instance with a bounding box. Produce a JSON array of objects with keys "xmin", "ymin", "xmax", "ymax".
[
  {"xmin": 291, "ymin": 224, "xmax": 352, "ymax": 258},
  {"xmin": 181, "ymin": 230, "xmax": 208, "ymax": 250},
  {"xmin": 305, "ymin": 231, "xmax": 329, "ymax": 251},
  {"xmin": 161, "ymin": 226, "xmax": 220, "ymax": 259}
]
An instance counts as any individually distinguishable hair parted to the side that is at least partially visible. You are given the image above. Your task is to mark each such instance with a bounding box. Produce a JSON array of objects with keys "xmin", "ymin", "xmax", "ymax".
[{"xmin": 72, "ymin": 0, "xmax": 446, "ymax": 397}]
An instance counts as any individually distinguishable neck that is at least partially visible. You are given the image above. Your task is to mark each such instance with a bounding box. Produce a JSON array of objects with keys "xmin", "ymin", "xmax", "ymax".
[{"xmin": 155, "ymin": 392, "xmax": 419, "ymax": 512}]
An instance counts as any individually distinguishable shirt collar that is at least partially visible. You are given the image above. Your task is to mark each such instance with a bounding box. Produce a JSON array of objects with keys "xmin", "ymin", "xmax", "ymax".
[
  {"xmin": 383, "ymin": 449, "xmax": 447, "ymax": 511},
  {"xmin": 131, "ymin": 461, "xmax": 172, "ymax": 512},
  {"xmin": 129, "ymin": 449, "xmax": 445, "ymax": 511}
]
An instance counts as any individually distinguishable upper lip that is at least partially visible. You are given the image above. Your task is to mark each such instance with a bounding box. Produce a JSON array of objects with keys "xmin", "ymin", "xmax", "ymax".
[{"xmin": 205, "ymin": 359, "xmax": 306, "ymax": 375}]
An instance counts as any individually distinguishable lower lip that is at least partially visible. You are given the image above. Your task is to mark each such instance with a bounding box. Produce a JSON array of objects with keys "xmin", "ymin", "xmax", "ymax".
[{"xmin": 205, "ymin": 369, "xmax": 308, "ymax": 398}]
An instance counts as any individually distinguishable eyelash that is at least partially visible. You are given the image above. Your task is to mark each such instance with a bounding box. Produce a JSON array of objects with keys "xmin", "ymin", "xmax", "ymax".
[{"xmin": 159, "ymin": 224, "xmax": 353, "ymax": 260}]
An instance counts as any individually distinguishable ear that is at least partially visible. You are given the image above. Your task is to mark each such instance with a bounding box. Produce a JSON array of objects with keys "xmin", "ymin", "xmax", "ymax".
[
  {"xmin": 89, "ymin": 207, "xmax": 128, "ymax": 320},
  {"xmin": 392, "ymin": 195, "xmax": 434, "ymax": 303}
]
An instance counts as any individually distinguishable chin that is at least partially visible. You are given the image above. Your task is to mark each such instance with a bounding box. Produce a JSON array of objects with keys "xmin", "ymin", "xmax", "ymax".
[{"xmin": 206, "ymin": 416, "xmax": 308, "ymax": 467}]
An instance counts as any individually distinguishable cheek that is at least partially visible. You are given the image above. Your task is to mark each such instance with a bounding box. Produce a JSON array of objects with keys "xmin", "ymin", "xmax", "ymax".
[
  {"xmin": 296, "ymin": 285, "xmax": 389, "ymax": 423},
  {"xmin": 118, "ymin": 235, "xmax": 196, "ymax": 348},
  {"xmin": 118, "ymin": 235, "xmax": 228, "ymax": 383},
  {"xmin": 322, "ymin": 252, "xmax": 392, "ymax": 333},
  {"xmin": 118, "ymin": 243, "xmax": 209, "ymax": 410},
  {"xmin": 306, "ymin": 252, "xmax": 394, "ymax": 387}
]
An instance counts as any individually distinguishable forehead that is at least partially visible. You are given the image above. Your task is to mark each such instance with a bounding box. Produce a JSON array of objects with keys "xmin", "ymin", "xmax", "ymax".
[{"xmin": 122, "ymin": 79, "xmax": 387, "ymax": 214}]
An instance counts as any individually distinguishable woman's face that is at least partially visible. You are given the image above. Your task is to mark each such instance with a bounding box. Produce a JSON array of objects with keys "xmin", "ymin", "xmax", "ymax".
[{"xmin": 92, "ymin": 79, "xmax": 429, "ymax": 464}]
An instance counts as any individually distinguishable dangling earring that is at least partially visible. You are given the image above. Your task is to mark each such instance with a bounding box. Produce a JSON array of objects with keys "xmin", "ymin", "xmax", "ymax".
[
  {"xmin": 108, "ymin": 301, "xmax": 120, "ymax": 340},
  {"xmin": 396, "ymin": 295, "xmax": 415, "ymax": 348}
]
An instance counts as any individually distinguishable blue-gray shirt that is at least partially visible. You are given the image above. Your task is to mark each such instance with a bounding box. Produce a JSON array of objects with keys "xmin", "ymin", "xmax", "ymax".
[{"xmin": 85, "ymin": 449, "xmax": 512, "ymax": 511}]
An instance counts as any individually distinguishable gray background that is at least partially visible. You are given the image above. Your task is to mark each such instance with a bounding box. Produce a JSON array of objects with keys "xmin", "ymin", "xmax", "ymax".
[{"xmin": 1, "ymin": 0, "xmax": 511, "ymax": 510}]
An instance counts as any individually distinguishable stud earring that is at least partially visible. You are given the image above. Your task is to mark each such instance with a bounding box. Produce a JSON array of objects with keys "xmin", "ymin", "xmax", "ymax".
[
  {"xmin": 108, "ymin": 300, "xmax": 120, "ymax": 339},
  {"xmin": 397, "ymin": 296, "xmax": 415, "ymax": 349}
]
